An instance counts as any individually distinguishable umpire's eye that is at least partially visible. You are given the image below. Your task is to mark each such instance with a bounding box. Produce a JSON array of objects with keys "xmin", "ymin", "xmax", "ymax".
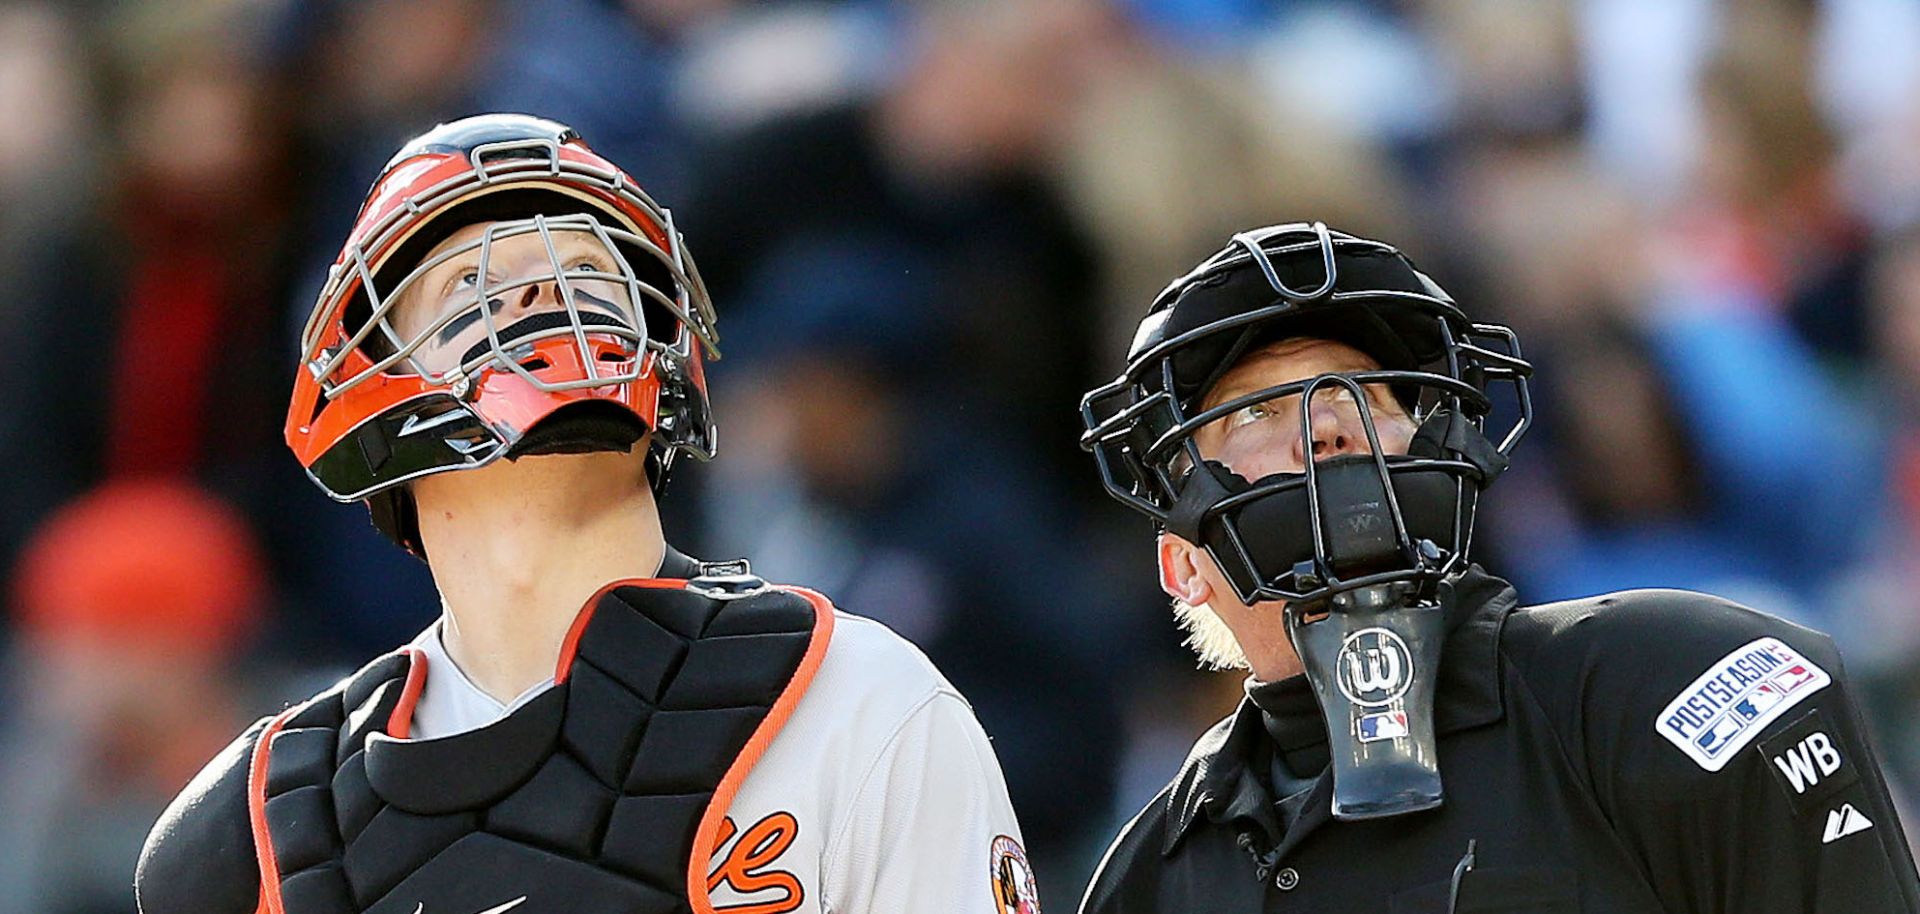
[{"xmin": 1228, "ymin": 401, "xmax": 1280, "ymax": 430}]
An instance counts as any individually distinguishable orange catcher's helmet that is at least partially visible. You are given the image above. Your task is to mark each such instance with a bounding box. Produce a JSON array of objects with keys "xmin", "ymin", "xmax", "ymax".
[{"xmin": 285, "ymin": 114, "xmax": 718, "ymax": 552}]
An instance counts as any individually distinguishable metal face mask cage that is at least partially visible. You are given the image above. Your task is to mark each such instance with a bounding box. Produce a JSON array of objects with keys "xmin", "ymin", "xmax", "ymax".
[
  {"xmin": 287, "ymin": 117, "xmax": 720, "ymax": 505},
  {"xmin": 344, "ymin": 213, "xmax": 659, "ymax": 395},
  {"xmin": 1080, "ymin": 223, "xmax": 1535, "ymax": 606}
]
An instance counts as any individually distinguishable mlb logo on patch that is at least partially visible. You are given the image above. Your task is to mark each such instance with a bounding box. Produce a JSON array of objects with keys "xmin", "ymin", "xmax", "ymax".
[
  {"xmin": 1774, "ymin": 664, "xmax": 1818, "ymax": 692},
  {"xmin": 1737, "ymin": 683, "xmax": 1786, "ymax": 721},
  {"xmin": 1694, "ymin": 716, "xmax": 1744, "ymax": 754},
  {"xmin": 1358, "ymin": 710, "xmax": 1409, "ymax": 743},
  {"xmin": 1656, "ymin": 637, "xmax": 1831, "ymax": 771}
]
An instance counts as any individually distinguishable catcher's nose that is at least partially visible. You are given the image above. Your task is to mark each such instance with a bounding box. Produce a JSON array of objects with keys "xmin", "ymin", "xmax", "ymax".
[{"xmin": 507, "ymin": 281, "xmax": 562, "ymax": 318}]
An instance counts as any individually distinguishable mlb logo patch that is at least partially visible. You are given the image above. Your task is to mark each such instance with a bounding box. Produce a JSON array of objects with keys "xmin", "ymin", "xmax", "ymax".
[
  {"xmin": 1694, "ymin": 716, "xmax": 1744, "ymax": 753},
  {"xmin": 1774, "ymin": 664, "xmax": 1818, "ymax": 691},
  {"xmin": 1358, "ymin": 710, "xmax": 1409, "ymax": 743},
  {"xmin": 1750, "ymin": 683, "xmax": 1784, "ymax": 711},
  {"xmin": 1656, "ymin": 637, "xmax": 1830, "ymax": 771}
]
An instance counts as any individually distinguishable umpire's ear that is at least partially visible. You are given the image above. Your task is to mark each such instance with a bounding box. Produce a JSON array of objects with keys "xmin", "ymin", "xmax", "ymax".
[{"xmin": 1157, "ymin": 532, "xmax": 1212, "ymax": 606}]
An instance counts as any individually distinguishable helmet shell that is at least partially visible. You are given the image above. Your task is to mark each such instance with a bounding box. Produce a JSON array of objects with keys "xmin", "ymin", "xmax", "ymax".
[{"xmin": 285, "ymin": 114, "xmax": 718, "ymax": 504}]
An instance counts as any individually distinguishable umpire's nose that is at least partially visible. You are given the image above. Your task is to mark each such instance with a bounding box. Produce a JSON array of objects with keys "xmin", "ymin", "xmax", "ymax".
[{"xmin": 1287, "ymin": 391, "xmax": 1368, "ymax": 470}]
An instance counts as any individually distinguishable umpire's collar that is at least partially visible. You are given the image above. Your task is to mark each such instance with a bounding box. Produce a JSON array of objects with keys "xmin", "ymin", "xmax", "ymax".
[{"xmin": 1160, "ymin": 566, "xmax": 1519, "ymax": 856}]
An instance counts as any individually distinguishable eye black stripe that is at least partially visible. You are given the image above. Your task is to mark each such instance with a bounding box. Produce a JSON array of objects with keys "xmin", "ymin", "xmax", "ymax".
[
  {"xmin": 435, "ymin": 298, "xmax": 503, "ymax": 346},
  {"xmin": 455, "ymin": 310, "xmax": 635, "ymax": 368}
]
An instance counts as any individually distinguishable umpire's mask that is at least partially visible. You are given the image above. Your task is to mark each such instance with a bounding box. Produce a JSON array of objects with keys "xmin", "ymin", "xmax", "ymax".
[{"xmin": 1080, "ymin": 223, "xmax": 1533, "ymax": 818}]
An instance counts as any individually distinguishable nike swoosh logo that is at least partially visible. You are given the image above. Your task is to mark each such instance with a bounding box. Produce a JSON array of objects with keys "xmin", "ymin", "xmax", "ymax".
[{"xmin": 409, "ymin": 896, "xmax": 529, "ymax": 914}]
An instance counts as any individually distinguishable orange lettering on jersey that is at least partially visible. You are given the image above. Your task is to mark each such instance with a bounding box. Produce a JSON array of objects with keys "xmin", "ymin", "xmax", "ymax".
[{"xmin": 706, "ymin": 812, "xmax": 804, "ymax": 914}]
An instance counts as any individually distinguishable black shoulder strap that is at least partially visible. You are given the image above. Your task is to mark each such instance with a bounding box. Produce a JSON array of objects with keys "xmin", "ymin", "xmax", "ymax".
[
  {"xmin": 658, "ymin": 545, "xmax": 749, "ymax": 581},
  {"xmin": 250, "ymin": 652, "xmax": 415, "ymax": 913},
  {"xmin": 137, "ymin": 716, "xmax": 275, "ymax": 914}
]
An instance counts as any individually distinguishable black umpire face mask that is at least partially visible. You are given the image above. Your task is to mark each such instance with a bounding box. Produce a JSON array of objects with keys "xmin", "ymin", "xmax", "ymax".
[
  {"xmin": 1187, "ymin": 356, "xmax": 1453, "ymax": 819},
  {"xmin": 1083, "ymin": 221, "xmax": 1535, "ymax": 820}
]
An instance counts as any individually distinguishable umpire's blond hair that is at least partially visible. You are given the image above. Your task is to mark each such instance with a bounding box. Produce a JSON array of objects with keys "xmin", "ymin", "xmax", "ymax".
[{"xmin": 1172, "ymin": 598, "xmax": 1249, "ymax": 671}]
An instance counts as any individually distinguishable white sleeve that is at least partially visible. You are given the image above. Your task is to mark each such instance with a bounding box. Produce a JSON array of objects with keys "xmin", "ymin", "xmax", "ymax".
[{"xmin": 819, "ymin": 690, "xmax": 1041, "ymax": 914}]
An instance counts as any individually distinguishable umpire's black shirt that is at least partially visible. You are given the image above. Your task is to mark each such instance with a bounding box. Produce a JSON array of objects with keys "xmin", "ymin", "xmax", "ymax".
[{"xmin": 1080, "ymin": 569, "xmax": 1920, "ymax": 913}]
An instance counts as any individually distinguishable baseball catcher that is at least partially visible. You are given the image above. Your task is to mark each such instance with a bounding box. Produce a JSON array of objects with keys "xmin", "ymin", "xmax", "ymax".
[{"xmin": 136, "ymin": 114, "xmax": 1036, "ymax": 914}]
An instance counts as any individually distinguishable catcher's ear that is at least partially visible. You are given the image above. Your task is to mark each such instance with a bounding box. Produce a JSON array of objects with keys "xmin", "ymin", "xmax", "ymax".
[{"xmin": 1157, "ymin": 532, "xmax": 1212, "ymax": 605}]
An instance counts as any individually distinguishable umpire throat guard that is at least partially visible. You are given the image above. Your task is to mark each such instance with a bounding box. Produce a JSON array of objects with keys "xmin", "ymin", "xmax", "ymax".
[
  {"xmin": 246, "ymin": 574, "xmax": 831, "ymax": 914},
  {"xmin": 1080, "ymin": 223, "xmax": 1533, "ymax": 818}
]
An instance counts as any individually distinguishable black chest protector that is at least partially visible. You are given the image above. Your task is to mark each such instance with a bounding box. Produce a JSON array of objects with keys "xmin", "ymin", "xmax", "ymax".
[{"xmin": 246, "ymin": 576, "xmax": 832, "ymax": 914}]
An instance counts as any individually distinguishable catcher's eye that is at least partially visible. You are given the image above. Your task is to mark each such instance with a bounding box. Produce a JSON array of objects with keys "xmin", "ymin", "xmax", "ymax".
[{"xmin": 455, "ymin": 269, "xmax": 480, "ymax": 289}]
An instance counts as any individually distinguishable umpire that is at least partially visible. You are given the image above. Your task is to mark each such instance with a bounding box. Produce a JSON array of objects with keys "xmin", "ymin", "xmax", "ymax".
[{"xmin": 1076, "ymin": 223, "xmax": 1920, "ymax": 913}]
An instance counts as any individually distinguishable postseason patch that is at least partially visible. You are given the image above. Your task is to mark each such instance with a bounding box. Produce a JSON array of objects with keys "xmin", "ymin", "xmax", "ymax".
[{"xmin": 1655, "ymin": 637, "xmax": 1830, "ymax": 772}]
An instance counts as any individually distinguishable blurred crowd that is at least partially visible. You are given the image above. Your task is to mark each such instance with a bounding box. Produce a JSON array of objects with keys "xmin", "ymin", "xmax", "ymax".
[{"xmin": 3, "ymin": 0, "xmax": 1919, "ymax": 910}]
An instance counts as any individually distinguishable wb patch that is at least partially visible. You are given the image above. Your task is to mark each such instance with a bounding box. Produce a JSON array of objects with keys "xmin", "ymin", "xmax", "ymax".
[
  {"xmin": 1655, "ymin": 637, "xmax": 1830, "ymax": 771},
  {"xmin": 1758, "ymin": 708, "xmax": 1858, "ymax": 818}
]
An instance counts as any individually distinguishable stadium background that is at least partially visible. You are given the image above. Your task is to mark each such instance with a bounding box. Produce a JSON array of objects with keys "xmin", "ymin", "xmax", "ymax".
[{"xmin": 3, "ymin": 0, "xmax": 1919, "ymax": 909}]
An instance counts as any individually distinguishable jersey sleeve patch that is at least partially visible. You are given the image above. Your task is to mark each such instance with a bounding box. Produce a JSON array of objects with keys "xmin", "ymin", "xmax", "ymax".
[
  {"xmin": 1756, "ymin": 707, "xmax": 1860, "ymax": 818},
  {"xmin": 1654, "ymin": 636, "xmax": 1830, "ymax": 771},
  {"xmin": 990, "ymin": 835, "xmax": 1041, "ymax": 914}
]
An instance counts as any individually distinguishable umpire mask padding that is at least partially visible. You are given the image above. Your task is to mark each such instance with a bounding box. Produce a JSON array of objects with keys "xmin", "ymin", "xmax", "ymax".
[{"xmin": 1173, "ymin": 453, "xmax": 1469, "ymax": 603}]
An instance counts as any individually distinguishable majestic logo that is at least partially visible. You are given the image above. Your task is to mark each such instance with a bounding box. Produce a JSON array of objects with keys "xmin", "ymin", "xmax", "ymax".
[
  {"xmin": 990, "ymin": 835, "xmax": 1041, "ymax": 914},
  {"xmin": 1823, "ymin": 803, "xmax": 1874, "ymax": 843},
  {"xmin": 707, "ymin": 813, "xmax": 804, "ymax": 914},
  {"xmin": 1336, "ymin": 628, "xmax": 1414, "ymax": 708},
  {"xmin": 1655, "ymin": 637, "xmax": 1830, "ymax": 771}
]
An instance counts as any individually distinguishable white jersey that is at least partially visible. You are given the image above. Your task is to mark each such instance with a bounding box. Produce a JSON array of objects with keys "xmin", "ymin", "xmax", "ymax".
[{"xmin": 406, "ymin": 608, "xmax": 1041, "ymax": 914}]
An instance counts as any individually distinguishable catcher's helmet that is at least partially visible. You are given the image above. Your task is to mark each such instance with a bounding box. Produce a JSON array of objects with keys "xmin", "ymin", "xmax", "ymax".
[
  {"xmin": 1079, "ymin": 223, "xmax": 1533, "ymax": 605},
  {"xmin": 284, "ymin": 114, "xmax": 717, "ymax": 553}
]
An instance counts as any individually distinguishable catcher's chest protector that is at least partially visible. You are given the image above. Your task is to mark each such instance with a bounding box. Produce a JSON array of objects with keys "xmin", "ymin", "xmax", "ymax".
[{"xmin": 247, "ymin": 577, "xmax": 832, "ymax": 914}]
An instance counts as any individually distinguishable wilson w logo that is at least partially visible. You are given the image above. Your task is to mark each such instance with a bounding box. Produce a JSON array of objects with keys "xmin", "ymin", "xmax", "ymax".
[
  {"xmin": 1347, "ymin": 649, "xmax": 1401, "ymax": 694},
  {"xmin": 1335, "ymin": 628, "xmax": 1415, "ymax": 707}
]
